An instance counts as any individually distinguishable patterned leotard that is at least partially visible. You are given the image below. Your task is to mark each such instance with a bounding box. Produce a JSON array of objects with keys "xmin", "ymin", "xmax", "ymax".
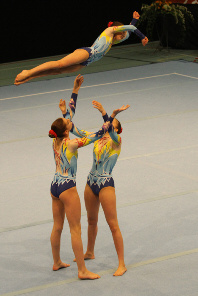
[
  {"xmin": 63, "ymin": 93, "xmax": 121, "ymax": 195},
  {"xmin": 51, "ymin": 116, "xmax": 111, "ymax": 198},
  {"xmin": 80, "ymin": 18, "xmax": 145, "ymax": 66}
]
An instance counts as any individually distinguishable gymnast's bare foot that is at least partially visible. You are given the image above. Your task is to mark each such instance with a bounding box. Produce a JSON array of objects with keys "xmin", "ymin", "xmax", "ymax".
[
  {"xmin": 113, "ymin": 265, "xmax": 127, "ymax": 276},
  {"xmin": 14, "ymin": 70, "xmax": 31, "ymax": 85},
  {"xmin": 53, "ymin": 261, "xmax": 70, "ymax": 271},
  {"xmin": 73, "ymin": 252, "xmax": 95, "ymax": 262},
  {"xmin": 78, "ymin": 269, "xmax": 100, "ymax": 280}
]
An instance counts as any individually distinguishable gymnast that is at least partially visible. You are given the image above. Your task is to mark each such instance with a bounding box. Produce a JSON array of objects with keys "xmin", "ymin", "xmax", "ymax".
[
  {"xmin": 49, "ymin": 75, "xmax": 129, "ymax": 280},
  {"xmin": 14, "ymin": 11, "xmax": 148, "ymax": 85},
  {"xmin": 59, "ymin": 75, "xmax": 130, "ymax": 276}
]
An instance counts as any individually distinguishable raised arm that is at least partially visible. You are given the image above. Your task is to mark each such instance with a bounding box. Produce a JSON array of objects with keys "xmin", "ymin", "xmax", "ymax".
[
  {"xmin": 126, "ymin": 11, "xmax": 140, "ymax": 40},
  {"xmin": 92, "ymin": 100, "xmax": 108, "ymax": 122},
  {"xmin": 108, "ymin": 104, "xmax": 130, "ymax": 145},
  {"xmin": 61, "ymin": 99, "xmax": 109, "ymax": 139},
  {"xmin": 111, "ymin": 11, "xmax": 148, "ymax": 46},
  {"xmin": 68, "ymin": 101, "xmax": 111, "ymax": 139},
  {"xmin": 68, "ymin": 102, "xmax": 130, "ymax": 151},
  {"xmin": 59, "ymin": 75, "xmax": 91, "ymax": 138},
  {"xmin": 92, "ymin": 101, "xmax": 130, "ymax": 145},
  {"xmin": 113, "ymin": 25, "xmax": 145, "ymax": 42},
  {"xmin": 60, "ymin": 74, "xmax": 84, "ymax": 120}
]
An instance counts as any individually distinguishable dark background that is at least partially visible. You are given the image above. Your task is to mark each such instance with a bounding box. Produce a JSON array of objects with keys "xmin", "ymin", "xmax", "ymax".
[{"xmin": 1, "ymin": 0, "xmax": 197, "ymax": 63}]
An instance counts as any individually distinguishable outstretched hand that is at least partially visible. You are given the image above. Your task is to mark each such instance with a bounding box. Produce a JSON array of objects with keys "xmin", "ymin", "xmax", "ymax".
[
  {"xmin": 59, "ymin": 99, "xmax": 66, "ymax": 114},
  {"xmin": 133, "ymin": 11, "xmax": 140, "ymax": 19},
  {"xmin": 112, "ymin": 104, "xmax": 130, "ymax": 117},
  {"xmin": 142, "ymin": 37, "xmax": 148, "ymax": 46},
  {"xmin": 92, "ymin": 100, "xmax": 106, "ymax": 116},
  {"xmin": 73, "ymin": 74, "xmax": 84, "ymax": 92}
]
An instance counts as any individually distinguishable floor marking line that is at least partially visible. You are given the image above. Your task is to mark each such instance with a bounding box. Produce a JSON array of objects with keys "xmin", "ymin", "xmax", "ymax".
[
  {"xmin": 1, "ymin": 107, "xmax": 198, "ymax": 144},
  {"xmin": 1, "ymin": 189, "xmax": 197, "ymax": 233},
  {"xmin": 0, "ymin": 144, "xmax": 197, "ymax": 183},
  {"xmin": 123, "ymin": 108, "xmax": 198, "ymax": 124},
  {"xmin": 99, "ymin": 248, "xmax": 198, "ymax": 276},
  {"xmin": 137, "ymin": 158, "xmax": 198, "ymax": 181},
  {"xmin": 0, "ymin": 82, "xmax": 178, "ymax": 113},
  {"xmin": 174, "ymin": 72, "xmax": 198, "ymax": 80},
  {"xmin": 1, "ymin": 248, "xmax": 198, "ymax": 296},
  {"xmin": 118, "ymin": 144, "xmax": 198, "ymax": 161},
  {"xmin": 0, "ymin": 73, "xmax": 176, "ymax": 101},
  {"xmin": 117, "ymin": 189, "xmax": 198, "ymax": 209},
  {"xmin": 1, "ymin": 79, "xmax": 197, "ymax": 114},
  {"xmin": 0, "ymin": 145, "xmax": 197, "ymax": 183}
]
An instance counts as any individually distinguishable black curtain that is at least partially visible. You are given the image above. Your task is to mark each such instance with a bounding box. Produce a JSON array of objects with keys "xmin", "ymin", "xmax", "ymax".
[
  {"xmin": 1, "ymin": 0, "xmax": 197, "ymax": 63},
  {"xmin": 184, "ymin": 4, "xmax": 198, "ymax": 49}
]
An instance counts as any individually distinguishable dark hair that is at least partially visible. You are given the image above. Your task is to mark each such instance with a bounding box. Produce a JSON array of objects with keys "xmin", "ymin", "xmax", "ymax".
[
  {"xmin": 48, "ymin": 118, "xmax": 66, "ymax": 138},
  {"xmin": 114, "ymin": 118, "xmax": 122, "ymax": 134},
  {"xmin": 108, "ymin": 21, "xmax": 124, "ymax": 27}
]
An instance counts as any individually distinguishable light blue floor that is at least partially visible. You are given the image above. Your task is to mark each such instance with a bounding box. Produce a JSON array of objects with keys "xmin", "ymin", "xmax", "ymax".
[{"xmin": 0, "ymin": 61, "xmax": 198, "ymax": 296}]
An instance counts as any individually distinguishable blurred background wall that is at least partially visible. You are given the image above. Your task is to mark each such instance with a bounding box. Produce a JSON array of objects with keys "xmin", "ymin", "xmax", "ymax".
[{"xmin": 1, "ymin": 0, "xmax": 197, "ymax": 63}]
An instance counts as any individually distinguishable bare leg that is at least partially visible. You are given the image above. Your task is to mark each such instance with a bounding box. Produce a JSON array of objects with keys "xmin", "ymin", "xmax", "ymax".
[
  {"xmin": 50, "ymin": 194, "xmax": 70, "ymax": 271},
  {"xmin": 60, "ymin": 187, "xmax": 100, "ymax": 280},
  {"xmin": 99, "ymin": 187, "xmax": 127, "ymax": 276},
  {"xmin": 14, "ymin": 49, "xmax": 89, "ymax": 85},
  {"xmin": 84, "ymin": 184, "xmax": 100, "ymax": 260}
]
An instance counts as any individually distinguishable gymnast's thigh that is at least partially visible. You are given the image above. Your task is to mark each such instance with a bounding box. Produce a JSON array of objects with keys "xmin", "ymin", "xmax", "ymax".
[
  {"xmin": 99, "ymin": 186, "xmax": 118, "ymax": 223},
  {"xmin": 59, "ymin": 187, "xmax": 82, "ymax": 227},
  {"xmin": 84, "ymin": 184, "xmax": 100, "ymax": 221},
  {"xmin": 50, "ymin": 193, "xmax": 65, "ymax": 226},
  {"xmin": 59, "ymin": 48, "xmax": 89, "ymax": 66}
]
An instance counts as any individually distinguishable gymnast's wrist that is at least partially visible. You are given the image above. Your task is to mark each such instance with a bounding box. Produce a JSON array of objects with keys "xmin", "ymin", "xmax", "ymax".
[
  {"xmin": 102, "ymin": 113, "xmax": 108, "ymax": 122},
  {"xmin": 72, "ymin": 88, "xmax": 79, "ymax": 94},
  {"xmin": 111, "ymin": 112, "xmax": 116, "ymax": 119},
  {"xmin": 109, "ymin": 116, "xmax": 114, "ymax": 123}
]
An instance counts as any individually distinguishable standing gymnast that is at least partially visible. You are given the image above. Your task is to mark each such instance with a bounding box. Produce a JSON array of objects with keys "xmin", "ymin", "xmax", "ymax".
[
  {"xmin": 59, "ymin": 75, "xmax": 130, "ymax": 276},
  {"xmin": 14, "ymin": 11, "xmax": 148, "ymax": 85},
  {"xmin": 49, "ymin": 76, "xmax": 129, "ymax": 280}
]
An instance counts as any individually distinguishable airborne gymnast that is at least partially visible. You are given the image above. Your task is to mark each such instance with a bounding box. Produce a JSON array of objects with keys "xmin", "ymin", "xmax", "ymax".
[{"xmin": 14, "ymin": 11, "xmax": 148, "ymax": 85}]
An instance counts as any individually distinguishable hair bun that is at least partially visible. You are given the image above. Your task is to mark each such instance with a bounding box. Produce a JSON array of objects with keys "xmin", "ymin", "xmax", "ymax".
[
  {"xmin": 108, "ymin": 21, "xmax": 114, "ymax": 27},
  {"xmin": 49, "ymin": 129, "xmax": 57, "ymax": 138}
]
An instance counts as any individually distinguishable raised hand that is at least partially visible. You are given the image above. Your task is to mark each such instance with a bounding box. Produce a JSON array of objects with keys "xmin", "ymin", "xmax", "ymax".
[
  {"xmin": 59, "ymin": 99, "xmax": 66, "ymax": 114},
  {"xmin": 112, "ymin": 104, "xmax": 130, "ymax": 117},
  {"xmin": 73, "ymin": 74, "xmax": 84, "ymax": 92},
  {"xmin": 133, "ymin": 11, "xmax": 140, "ymax": 19},
  {"xmin": 92, "ymin": 100, "xmax": 106, "ymax": 116}
]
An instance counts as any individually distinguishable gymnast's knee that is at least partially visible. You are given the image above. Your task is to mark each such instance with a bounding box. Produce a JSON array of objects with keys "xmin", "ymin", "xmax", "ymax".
[
  {"xmin": 87, "ymin": 217, "xmax": 98, "ymax": 227},
  {"xmin": 51, "ymin": 60, "xmax": 65, "ymax": 71},
  {"xmin": 52, "ymin": 224, "xmax": 63, "ymax": 235},
  {"xmin": 108, "ymin": 220, "xmax": 119, "ymax": 233}
]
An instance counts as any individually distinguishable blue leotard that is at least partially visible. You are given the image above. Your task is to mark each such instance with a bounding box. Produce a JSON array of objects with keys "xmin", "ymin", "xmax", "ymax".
[
  {"xmin": 80, "ymin": 17, "xmax": 145, "ymax": 66},
  {"xmin": 63, "ymin": 93, "xmax": 121, "ymax": 195},
  {"xmin": 51, "ymin": 114, "xmax": 111, "ymax": 198}
]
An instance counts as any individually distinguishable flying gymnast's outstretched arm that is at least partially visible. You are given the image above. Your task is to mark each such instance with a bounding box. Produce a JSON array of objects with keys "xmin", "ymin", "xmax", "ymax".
[
  {"xmin": 109, "ymin": 11, "xmax": 148, "ymax": 46},
  {"xmin": 112, "ymin": 11, "xmax": 140, "ymax": 44}
]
